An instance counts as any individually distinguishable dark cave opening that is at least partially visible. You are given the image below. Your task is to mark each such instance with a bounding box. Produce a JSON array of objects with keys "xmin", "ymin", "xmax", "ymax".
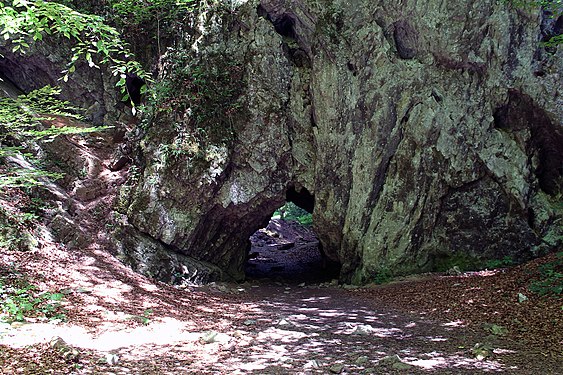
[{"xmin": 245, "ymin": 187, "xmax": 340, "ymax": 283}]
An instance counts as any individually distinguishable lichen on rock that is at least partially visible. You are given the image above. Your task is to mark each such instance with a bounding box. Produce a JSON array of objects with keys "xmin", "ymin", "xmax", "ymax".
[{"xmin": 117, "ymin": 0, "xmax": 562, "ymax": 284}]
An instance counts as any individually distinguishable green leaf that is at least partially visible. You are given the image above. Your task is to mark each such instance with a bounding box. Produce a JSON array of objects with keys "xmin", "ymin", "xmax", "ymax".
[{"xmin": 48, "ymin": 293, "xmax": 64, "ymax": 301}]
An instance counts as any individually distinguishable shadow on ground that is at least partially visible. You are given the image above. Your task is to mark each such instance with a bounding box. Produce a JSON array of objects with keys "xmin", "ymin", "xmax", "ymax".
[{"xmin": 1, "ymin": 232, "xmax": 560, "ymax": 374}]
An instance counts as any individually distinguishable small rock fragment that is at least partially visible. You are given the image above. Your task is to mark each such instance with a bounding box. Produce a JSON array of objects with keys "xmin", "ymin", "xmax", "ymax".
[
  {"xmin": 106, "ymin": 353, "xmax": 119, "ymax": 365},
  {"xmin": 278, "ymin": 319, "xmax": 291, "ymax": 326},
  {"xmin": 472, "ymin": 342, "xmax": 494, "ymax": 361},
  {"xmin": 351, "ymin": 324, "xmax": 375, "ymax": 335},
  {"xmin": 518, "ymin": 293, "xmax": 528, "ymax": 303},
  {"xmin": 200, "ymin": 331, "xmax": 231, "ymax": 344},
  {"xmin": 50, "ymin": 336, "xmax": 80, "ymax": 362},
  {"xmin": 392, "ymin": 361, "xmax": 413, "ymax": 370},
  {"xmin": 484, "ymin": 323, "xmax": 508, "ymax": 336},
  {"xmin": 378, "ymin": 354, "xmax": 411, "ymax": 369},
  {"xmin": 304, "ymin": 359, "xmax": 323, "ymax": 369},
  {"xmin": 329, "ymin": 363, "xmax": 345, "ymax": 373},
  {"xmin": 355, "ymin": 355, "xmax": 369, "ymax": 365},
  {"xmin": 278, "ymin": 242, "xmax": 295, "ymax": 250}
]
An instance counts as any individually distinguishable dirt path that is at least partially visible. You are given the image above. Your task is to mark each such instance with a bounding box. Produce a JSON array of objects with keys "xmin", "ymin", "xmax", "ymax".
[{"xmin": 1, "ymin": 236, "xmax": 561, "ymax": 374}]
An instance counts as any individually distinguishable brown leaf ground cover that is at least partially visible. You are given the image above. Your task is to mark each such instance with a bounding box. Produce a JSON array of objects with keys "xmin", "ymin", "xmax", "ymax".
[
  {"xmin": 1, "ymin": 234, "xmax": 561, "ymax": 374},
  {"xmin": 356, "ymin": 253, "xmax": 563, "ymax": 359}
]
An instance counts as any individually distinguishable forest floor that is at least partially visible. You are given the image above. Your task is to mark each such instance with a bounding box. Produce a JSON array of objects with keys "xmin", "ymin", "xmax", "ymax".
[{"xmin": 0, "ymin": 224, "xmax": 561, "ymax": 374}]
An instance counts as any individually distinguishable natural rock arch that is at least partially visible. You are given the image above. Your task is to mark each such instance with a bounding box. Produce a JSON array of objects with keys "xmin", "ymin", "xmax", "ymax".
[{"xmin": 112, "ymin": 0, "xmax": 562, "ymax": 284}]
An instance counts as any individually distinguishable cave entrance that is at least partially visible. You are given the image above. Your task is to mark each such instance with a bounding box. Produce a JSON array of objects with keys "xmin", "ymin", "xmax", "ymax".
[{"xmin": 245, "ymin": 188, "xmax": 340, "ymax": 283}]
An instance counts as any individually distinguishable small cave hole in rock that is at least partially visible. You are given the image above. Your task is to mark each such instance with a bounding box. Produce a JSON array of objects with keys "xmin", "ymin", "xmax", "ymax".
[{"xmin": 246, "ymin": 201, "xmax": 339, "ymax": 284}]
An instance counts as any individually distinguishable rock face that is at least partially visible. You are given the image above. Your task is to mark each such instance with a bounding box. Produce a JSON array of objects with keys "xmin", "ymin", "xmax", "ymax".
[
  {"xmin": 0, "ymin": 35, "xmax": 122, "ymax": 126},
  {"xmin": 119, "ymin": 0, "xmax": 563, "ymax": 283}
]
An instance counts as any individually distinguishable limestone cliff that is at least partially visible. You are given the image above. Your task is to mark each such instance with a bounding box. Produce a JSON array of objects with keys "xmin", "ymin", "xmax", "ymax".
[{"xmin": 117, "ymin": 0, "xmax": 562, "ymax": 283}]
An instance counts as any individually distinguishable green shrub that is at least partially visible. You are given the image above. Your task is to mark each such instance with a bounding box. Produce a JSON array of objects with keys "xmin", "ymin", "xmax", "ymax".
[
  {"xmin": 529, "ymin": 252, "xmax": 563, "ymax": 296},
  {"xmin": 373, "ymin": 267, "xmax": 393, "ymax": 285},
  {"xmin": 501, "ymin": 0, "xmax": 563, "ymax": 47},
  {"xmin": 485, "ymin": 256, "xmax": 514, "ymax": 269},
  {"xmin": 297, "ymin": 214, "xmax": 313, "ymax": 226},
  {"xmin": 0, "ymin": 276, "xmax": 66, "ymax": 323},
  {"xmin": 502, "ymin": 0, "xmax": 562, "ymax": 12},
  {"xmin": 0, "ymin": 86, "xmax": 108, "ymax": 189},
  {"xmin": 0, "ymin": 0, "xmax": 149, "ymax": 100},
  {"xmin": 433, "ymin": 252, "xmax": 481, "ymax": 273},
  {"xmin": 275, "ymin": 202, "xmax": 312, "ymax": 226},
  {"xmin": 433, "ymin": 253, "xmax": 518, "ymax": 272},
  {"xmin": 0, "ymin": 205, "xmax": 38, "ymax": 251}
]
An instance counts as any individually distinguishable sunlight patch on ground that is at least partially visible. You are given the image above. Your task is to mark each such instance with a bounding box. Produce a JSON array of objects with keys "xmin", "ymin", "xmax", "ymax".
[
  {"xmin": 492, "ymin": 348, "xmax": 517, "ymax": 354},
  {"xmin": 406, "ymin": 354, "xmax": 507, "ymax": 371},
  {"xmin": 332, "ymin": 322, "xmax": 404, "ymax": 337},
  {"xmin": 90, "ymin": 281, "xmax": 133, "ymax": 303},
  {"xmin": 443, "ymin": 320, "xmax": 466, "ymax": 327},
  {"xmin": 0, "ymin": 317, "xmax": 200, "ymax": 351},
  {"xmin": 256, "ymin": 327, "xmax": 309, "ymax": 343},
  {"xmin": 197, "ymin": 306, "xmax": 219, "ymax": 313},
  {"xmin": 300, "ymin": 296, "xmax": 331, "ymax": 302},
  {"xmin": 423, "ymin": 336, "xmax": 448, "ymax": 342}
]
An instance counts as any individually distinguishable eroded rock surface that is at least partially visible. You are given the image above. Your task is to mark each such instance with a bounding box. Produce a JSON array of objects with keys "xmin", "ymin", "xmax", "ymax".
[{"xmin": 119, "ymin": 0, "xmax": 562, "ymax": 283}]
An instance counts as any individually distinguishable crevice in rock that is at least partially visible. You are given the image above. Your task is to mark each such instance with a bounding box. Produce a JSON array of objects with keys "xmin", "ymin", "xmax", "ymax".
[
  {"xmin": 540, "ymin": 10, "xmax": 563, "ymax": 53},
  {"xmin": 493, "ymin": 90, "xmax": 563, "ymax": 195},
  {"xmin": 281, "ymin": 43, "xmax": 311, "ymax": 68},
  {"xmin": 273, "ymin": 13, "xmax": 298, "ymax": 40},
  {"xmin": 257, "ymin": 4, "xmax": 297, "ymax": 40},
  {"xmin": 256, "ymin": 1, "xmax": 314, "ymax": 61},
  {"xmin": 358, "ymin": 104, "xmax": 404, "ymax": 233}
]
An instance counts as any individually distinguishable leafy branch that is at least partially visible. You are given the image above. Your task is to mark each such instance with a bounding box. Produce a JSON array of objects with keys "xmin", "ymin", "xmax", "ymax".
[
  {"xmin": 0, "ymin": 85, "xmax": 106, "ymax": 188},
  {"xmin": 0, "ymin": 0, "xmax": 150, "ymax": 94}
]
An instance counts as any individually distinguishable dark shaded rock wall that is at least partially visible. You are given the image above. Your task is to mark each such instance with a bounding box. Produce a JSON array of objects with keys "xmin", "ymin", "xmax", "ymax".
[
  {"xmin": 0, "ymin": 35, "xmax": 123, "ymax": 126},
  {"xmin": 120, "ymin": 0, "xmax": 562, "ymax": 283}
]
